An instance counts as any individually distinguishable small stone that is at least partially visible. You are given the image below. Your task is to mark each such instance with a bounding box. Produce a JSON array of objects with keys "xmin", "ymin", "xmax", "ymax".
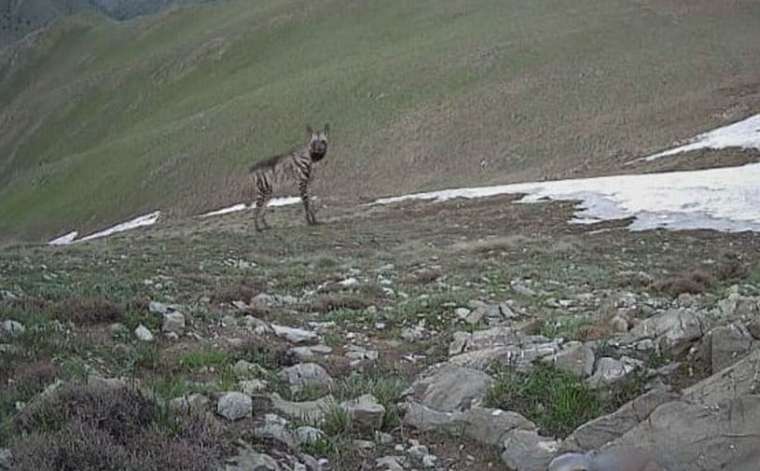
[
  {"xmin": 455, "ymin": 308, "xmax": 472, "ymax": 319},
  {"xmin": 609, "ymin": 315, "xmax": 630, "ymax": 333},
  {"xmin": 134, "ymin": 324, "xmax": 154, "ymax": 342},
  {"xmin": 0, "ymin": 320, "xmax": 25, "ymax": 338},
  {"xmin": 341, "ymin": 394, "xmax": 386, "ymax": 430},
  {"xmin": 232, "ymin": 300, "xmax": 249, "ymax": 311},
  {"xmin": 550, "ymin": 342, "xmax": 595, "ymax": 378},
  {"xmin": 109, "ymin": 323, "xmax": 128, "ymax": 336},
  {"xmin": 254, "ymin": 414, "xmax": 296, "ymax": 450},
  {"xmin": 217, "ymin": 392, "xmax": 253, "ymax": 421},
  {"xmin": 233, "ymin": 360, "xmax": 265, "ymax": 379},
  {"xmin": 587, "ymin": 357, "xmax": 639, "ymax": 388},
  {"xmin": 376, "ymin": 431, "xmax": 393, "ymax": 444},
  {"xmin": 271, "ymin": 324, "xmax": 319, "ymax": 344},
  {"xmin": 149, "ymin": 301, "xmax": 170, "ymax": 315},
  {"xmin": 162, "ymin": 312, "xmax": 185, "ymax": 334},
  {"xmin": 239, "ymin": 379, "xmax": 268, "ymax": 395},
  {"xmin": 0, "ymin": 448, "xmax": 11, "ymax": 471},
  {"xmin": 279, "ymin": 363, "xmax": 334, "ymax": 392},
  {"xmin": 376, "ymin": 456, "xmax": 405, "ymax": 471},
  {"xmin": 421, "ymin": 454, "xmax": 437, "ymax": 468},
  {"xmin": 353, "ymin": 439, "xmax": 375, "ymax": 449}
]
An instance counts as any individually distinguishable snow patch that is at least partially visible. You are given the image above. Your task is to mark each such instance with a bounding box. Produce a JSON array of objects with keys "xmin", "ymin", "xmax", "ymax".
[
  {"xmin": 201, "ymin": 203, "xmax": 248, "ymax": 218},
  {"xmin": 644, "ymin": 113, "xmax": 760, "ymax": 161},
  {"xmin": 78, "ymin": 211, "xmax": 161, "ymax": 242},
  {"xmin": 200, "ymin": 197, "xmax": 302, "ymax": 218},
  {"xmin": 48, "ymin": 231, "xmax": 78, "ymax": 246},
  {"xmin": 373, "ymin": 163, "xmax": 760, "ymax": 233}
]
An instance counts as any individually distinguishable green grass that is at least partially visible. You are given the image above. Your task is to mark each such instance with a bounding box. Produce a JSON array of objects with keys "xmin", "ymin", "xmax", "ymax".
[
  {"xmin": 2, "ymin": 0, "xmax": 760, "ymax": 240},
  {"xmin": 178, "ymin": 349, "xmax": 230, "ymax": 371}
]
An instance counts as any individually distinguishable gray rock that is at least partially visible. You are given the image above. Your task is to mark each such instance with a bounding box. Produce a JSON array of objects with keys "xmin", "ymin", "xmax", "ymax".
[
  {"xmin": 550, "ymin": 447, "xmax": 663, "ymax": 471},
  {"xmin": 375, "ymin": 456, "xmax": 405, "ymax": 471},
  {"xmin": 609, "ymin": 315, "xmax": 630, "ymax": 333},
  {"xmin": 450, "ymin": 341, "xmax": 561, "ymax": 371},
  {"xmin": 290, "ymin": 344, "xmax": 333, "ymax": 361},
  {"xmin": 412, "ymin": 364, "xmax": 493, "ymax": 412},
  {"xmin": 605, "ymin": 395, "xmax": 760, "ymax": 471},
  {"xmin": 239, "ymin": 379, "xmax": 268, "ymax": 395},
  {"xmin": 501, "ymin": 429, "xmax": 559, "ymax": 471},
  {"xmin": 272, "ymin": 324, "xmax": 318, "ymax": 344},
  {"xmin": 168, "ymin": 393, "xmax": 209, "ymax": 414},
  {"xmin": 0, "ymin": 448, "xmax": 11, "ymax": 471},
  {"xmin": 254, "ymin": 414, "xmax": 297, "ymax": 450},
  {"xmin": 400, "ymin": 325, "xmax": 427, "ymax": 341},
  {"xmin": 402, "ymin": 402, "xmax": 536, "ymax": 447},
  {"xmin": 709, "ymin": 323, "xmax": 755, "ymax": 373},
  {"xmin": 149, "ymin": 301, "xmax": 170, "ymax": 315},
  {"xmin": 562, "ymin": 389, "xmax": 679, "ymax": 451},
  {"xmin": 449, "ymin": 331, "xmax": 470, "ymax": 355},
  {"xmin": 295, "ymin": 426, "xmax": 325, "ymax": 445},
  {"xmin": 225, "ymin": 445, "xmax": 280, "ymax": 471},
  {"xmin": 279, "ymin": 363, "xmax": 334, "ymax": 392},
  {"xmin": 217, "ymin": 392, "xmax": 253, "ymax": 421},
  {"xmin": 233, "ymin": 360, "xmax": 265, "ymax": 379},
  {"xmin": 271, "ymin": 393, "xmax": 336, "ymax": 424},
  {"xmin": 341, "ymin": 394, "xmax": 386, "ymax": 430},
  {"xmin": 627, "ymin": 308, "xmax": 705, "ymax": 354},
  {"xmin": 162, "ymin": 311, "xmax": 185, "ymax": 334},
  {"xmin": 345, "ymin": 345, "xmax": 379, "ymax": 364},
  {"xmin": 109, "ymin": 322, "xmax": 128, "ymax": 336},
  {"xmin": 134, "ymin": 324, "xmax": 154, "ymax": 342},
  {"xmin": 684, "ymin": 348, "xmax": 760, "ymax": 404},
  {"xmin": 587, "ymin": 357, "xmax": 639, "ymax": 388},
  {"xmin": 748, "ymin": 318, "xmax": 760, "ymax": 340},
  {"xmin": 455, "ymin": 308, "xmax": 472, "ymax": 319},
  {"xmin": 0, "ymin": 320, "xmax": 25, "ymax": 338},
  {"xmin": 548, "ymin": 341, "xmax": 595, "ymax": 378}
]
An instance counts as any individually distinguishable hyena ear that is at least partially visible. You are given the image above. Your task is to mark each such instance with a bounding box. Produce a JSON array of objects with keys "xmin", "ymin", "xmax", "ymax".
[
  {"xmin": 306, "ymin": 125, "xmax": 314, "ymax": 135},
  {"xmin": 323, "ymin": 123, "xmax": 330, "ymax": 135}
]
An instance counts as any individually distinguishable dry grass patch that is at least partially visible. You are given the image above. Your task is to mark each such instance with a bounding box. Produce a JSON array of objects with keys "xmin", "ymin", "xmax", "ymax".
[
  {"xmin": 308, "ymin": 294, "xmax": 372, "ymax": 313},
  {"xmin": 53, "ymin": 297, "xmax": 123, "ymax": 325}
]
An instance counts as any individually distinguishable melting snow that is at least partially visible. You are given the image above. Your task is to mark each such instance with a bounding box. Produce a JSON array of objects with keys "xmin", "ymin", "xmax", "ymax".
[
  {"xmin": 49, "ymin": 211, "xmax": 161, "ymax": 245},
  {"xmin": 48, "ymin": 231, "xmax": 78, "ymax": 246},
  {"xmin": 645, "ymin": 113, "xmax": 760, "ymax": 161},
  {"xmin": 200, "ymin": 197, "xmax": 302, "ymax": 218},
  {"xmin": 373, "ymin": 163, "xmax": 760, "ymax": 233}
]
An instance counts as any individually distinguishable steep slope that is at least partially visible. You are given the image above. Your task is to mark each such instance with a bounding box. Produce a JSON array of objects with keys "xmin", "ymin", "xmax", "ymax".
[{"xmin": 1, "ymin": 0, "xmax": 760, "ymax": 241}]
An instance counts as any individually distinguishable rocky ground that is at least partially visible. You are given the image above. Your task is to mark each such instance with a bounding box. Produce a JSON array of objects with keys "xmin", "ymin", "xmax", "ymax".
[{"xmin": 1, "ymin": 194, "xmax": 759, "ymax": 470}]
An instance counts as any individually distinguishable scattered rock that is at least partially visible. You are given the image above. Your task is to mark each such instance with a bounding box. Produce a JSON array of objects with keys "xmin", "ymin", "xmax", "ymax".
[
  {"xmin": 225, "ymin": 444, "xmax": 280, "ymax": 471},
  {"xmin": 272, "ymin": 324, "xmax": 318, "ymax": 344},
  {"xmin": 341, "ymin": 394, "xmax": 386, "ymax": 430},
  {"xmin": 254, "ymin": 414, "xmax": 297, "ymax": 450},
  {"xmin": 169, "ymin": 393, "xmax": 209, "ymax": 414},
  {"xmin": 400, "ymin": 325, "xmax": 427, "ymax": 342},
  {"xmin": 0, "ymin": 448, "xmax": 11, "ymax": 471},
  {"xmin": 609, "ymin": 315, "xmax": 630, "ymax": 333},
  {"xmin": 562, "ymin": 388, "xmax": 679, "ymax": 451},
  {"xmin": 606, "ymin": 395, "xmax": 760, "ymax": 471},
  {"xmin": 412, "ymin": 364, "xmax": 494, "ymax": 412},
  {"xmin": 684, "ymin": 348, "xmax": 760, "ymax": 404},
  {"xmin": 501, "ymin": 429, "xmax": 559, "ymax": 471},
  {"xmin": 134, "ymin": 324, "xmax": 154, "ymax": 342},
  {"xmin": 162, "ymin": 311, "xmax": 185, "ymax": 334},
  {"xmin": 708, "ymin": 323, "xmax": 755, "ymax": 373},
  {"xmin": 217, "ymin": 392, "xmax": 253, "ymax": 421},
  {"xmin": 550, "ymin": 447, "xmax": 663, "ymax": 471},
  {"xmin": 239, "ymin": 379, "xmax": 268, "ymax": 395},
  {"xmin": 548, "ymin": 341, "xmax": 595, "ymax": 378},
  {"xmin": 402, "ymin": 402, "xmax": 536, "ymax": 447},
  {"xmin": 748, "ymin": 318, "xmax": 760, "ymax": 340},
  {"xmin": 233, "ymin": 360, "xmax": 266, "ymax": 379},
  {"xmin": 627, "ymin": 308, "xmax": 705, "ymax": 355},
  {"xmin": 376, "ymin": 456, "xmax": 405, "ymax": 471},
  {"xmin": 279, "ymin": 363, "xmax": 334, "ymax": 392},
  {"xmin": 0, "ymin": 320, "xmax": 25, "ymax": 338},
  {"xmin": 110, "ymin": 323, "xmax": 128, "ymax": 336},
  {"xmin": 345, "ymin": 345, "xmax": 379, "ymax": 364},
  {"xmin": 455, "ymin": 308, "xmax": 472, "ymax": 319},
  {"xmin": 511, "ymin": 280, "xmax": 537, "ymax": 297},
  {"xmin": 449, "ymin": 331, "xmax": 470, "ymax": 355},
  {"xmin": 290, "ymin": 344, "xmax": 333, "ymax": 361},
  {"xmin": 587, "ymin": 357, "xmax": 640, "ymax": 388}
]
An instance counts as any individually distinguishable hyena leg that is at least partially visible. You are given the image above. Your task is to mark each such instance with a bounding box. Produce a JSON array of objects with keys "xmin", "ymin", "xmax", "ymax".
[
  {"xmin": 299, "ymin": 180, "xmax": 317, "ymax": 225},
  {"xmin": 254, "ymin": 176, "xmax": 273, "ymax": 231}
]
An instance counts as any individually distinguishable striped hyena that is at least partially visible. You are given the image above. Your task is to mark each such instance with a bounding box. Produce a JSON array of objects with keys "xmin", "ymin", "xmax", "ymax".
[{"xmin": 249, "ymin": 124, "xmax": 329, "ymax": 231}]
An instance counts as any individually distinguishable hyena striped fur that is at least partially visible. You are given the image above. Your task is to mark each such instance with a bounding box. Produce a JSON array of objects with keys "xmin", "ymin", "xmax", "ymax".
[{"xmin": 249, "ymin": 124, "xmax": 329, "ymax": 231}]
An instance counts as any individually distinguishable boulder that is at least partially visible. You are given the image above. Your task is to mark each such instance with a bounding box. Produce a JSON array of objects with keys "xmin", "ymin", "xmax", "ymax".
[
  {"xmin": 547, "ymin": 341, "xmax": 595, "ymax": 378},
  {"xmin": 271, "ymin": 324, "xmax": 318, "ymax": 344},
  {"xmin": 217, "ymin": 392, "xmax": 253, "ymax": 421},
  {"xmin": 501, "ymin": 429, "xmax": 559, "ymax": 471},
  {"xmin": 708, "ymin": 324, "xmax": 755, "ymax": 373},
  {"xmin": 605, "ymin": 395, "xmax": 760, "ymax": 471},
  {"xmin": 411, "ymin": 364, "xmax": 493, "ymax": 412},
  {"xmin": 161, "ymin": 312, "xmax": 185, "ymax": 334},
  {"xmin": 270, "ymin": 393, "xmax": 336, "ymax": 424},
  {"xmin": 134, "ymin": 324, "xmax": 154, "ymax": 342},
  {"xmin": 279, "ymin": 363, "xmax": 334, "ymax": 392},
  {"xmin": 341, "ymin": 394, "xmax": 386, "ymax": 430},
  {"xmin": 627, "ymin": 308, "xmax": 705, "ymax": 355}
]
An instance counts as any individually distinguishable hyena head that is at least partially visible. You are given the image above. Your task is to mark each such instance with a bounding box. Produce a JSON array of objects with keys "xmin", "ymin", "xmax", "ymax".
[{"xmin": 306, "ymin": 124, "xmax": 329, "ymax": 162}]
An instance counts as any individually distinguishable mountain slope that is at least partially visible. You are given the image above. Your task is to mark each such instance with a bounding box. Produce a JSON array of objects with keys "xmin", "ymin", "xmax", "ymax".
[{"xmin": 1, "ymin": 0, "xmax": 760, "ymax": 241}]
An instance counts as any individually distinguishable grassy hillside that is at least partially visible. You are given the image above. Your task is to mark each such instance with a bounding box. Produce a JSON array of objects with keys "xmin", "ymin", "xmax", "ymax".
[{"xmin": 1, "ymin": 0, "xmax": 760, "ymax": 241}]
